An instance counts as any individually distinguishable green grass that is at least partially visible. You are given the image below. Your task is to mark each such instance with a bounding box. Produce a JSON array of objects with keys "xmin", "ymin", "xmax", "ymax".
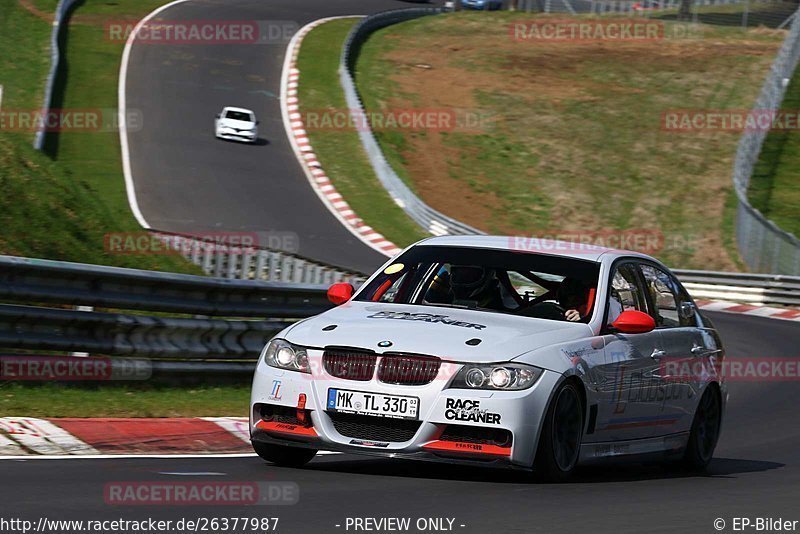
[
  {"xmin": 0, "ymin": 383, "xmax": 250, "ymax": 417},
  {"xmin": 0, "ymin": 0, "xmax": 199, "ymax": 272},
  {"xmin": 749, "ymin": 66, "xmax": 800, "ymax": 238},
  {"xmin": 297, "ymin": 19, "xmax": 428, "ymax": 248},
  {"xmin": 351, "ymin": 12, "xmax": 785, "ymax": 270}
]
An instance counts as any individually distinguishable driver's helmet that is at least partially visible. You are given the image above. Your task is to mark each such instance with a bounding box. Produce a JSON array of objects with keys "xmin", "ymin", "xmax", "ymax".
[
  {"xmin": 557, "ymin": 277, "xmax": 589, "ymax": 311},
  {"xmin": 450, "ymin": 265, "xmax": 497, "ymax": 303}
]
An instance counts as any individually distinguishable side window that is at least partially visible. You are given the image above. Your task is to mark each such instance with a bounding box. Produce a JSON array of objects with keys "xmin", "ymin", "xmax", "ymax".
[
  {"xmin": 640, "ymin": 265, "xmax": 681, "ymax": 328},
  {"xmin": 607, "ymin": 263, "xmax": 647, "ymax": 324}
]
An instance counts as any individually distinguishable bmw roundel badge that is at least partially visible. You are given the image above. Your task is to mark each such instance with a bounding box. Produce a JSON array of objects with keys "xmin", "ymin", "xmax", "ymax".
[{"xmin": 377, "ymin": 340, "xmax": 393, "ymax": 348}]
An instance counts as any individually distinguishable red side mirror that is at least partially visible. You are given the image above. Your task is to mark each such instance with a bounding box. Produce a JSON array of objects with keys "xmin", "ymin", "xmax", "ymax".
[
  {"xmin": 611, "ymin": 310, "xmax": 655, "ymax": 334},
  {"xmin": 327, "ymin": 282, "xmax": 354, "ymax": 306}
]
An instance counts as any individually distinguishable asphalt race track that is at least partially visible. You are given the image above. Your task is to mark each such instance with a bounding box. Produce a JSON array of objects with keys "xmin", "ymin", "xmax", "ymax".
[
  {"xmin": 4, "ymin": 311, "xmax": 798, "ymax": 534},
  {"xmin": 124, "ymin": 0, "xmax": 443, "ymax": 273}
]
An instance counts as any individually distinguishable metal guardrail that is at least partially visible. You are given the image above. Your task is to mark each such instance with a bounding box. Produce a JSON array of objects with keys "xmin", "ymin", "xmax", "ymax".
[
  {"xmin": 0, "ymin": 255, "xmax": 335, "ymax": 366},
  {"xmin": 148, "ymin": 230, "xmax": 366, "ymax": 283},
  {"xmin": 730, "ymin": 4, "xmax": 800, "ymax": 275},
  {"xmin": 0, "ymin": 255, "xmax": 333, "ymax": 317},
  {"xmin": 674, "ymin": 269, "xmax": 800, "ymax": 307},
  {"xmin": 0, "ymin": 255, "xmax": 796, "ymax": 379},
  {"xmin": 340, "ymin": 8, "xmax": 484, "ymax": 237},
  {"xmin": 33, "ymin": 0, "xmax": 80, "ymax": 150}
]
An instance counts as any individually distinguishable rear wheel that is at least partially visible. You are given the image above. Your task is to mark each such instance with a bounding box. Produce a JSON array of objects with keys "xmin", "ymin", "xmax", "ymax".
[
  {"xmin": 252, "ymin": 441, "xmax": 317, "ymax": 467},
  {"xmin": 533, "ymin": 381, "xmax": 584, "ymax": 482},
  {"xmin": 682, "ymin": 385, "xmax": 721, "ymax": 470}
]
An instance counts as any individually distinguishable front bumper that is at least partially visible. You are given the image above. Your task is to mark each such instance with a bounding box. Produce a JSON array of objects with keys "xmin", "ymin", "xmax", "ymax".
[
  {"xmin": 216, "ymin": 129, "xmax": 257, "ymax": 142},
  {"xmin": 249, "ymin": 356, "xmax": 561, "ymax": 468}
]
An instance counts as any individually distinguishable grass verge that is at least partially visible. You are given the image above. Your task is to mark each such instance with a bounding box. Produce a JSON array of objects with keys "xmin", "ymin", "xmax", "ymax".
[
  {"xmin": 0, "ymin": 383, "xmax": 249, "ymax": 417},
  {"xmin": 297, "ymin": 18, "xmax": 428, "ymax": 248},
  {"xmin": 0, "ymin": 0, "xmax": 199, "ymax": 272},
  {"xmin": 749, "ymin": 64, "xmax": 800, "ymax": 238},
  {"xmin": 352, "ymin": 12, "xmax": 786, "ymax": 270}
]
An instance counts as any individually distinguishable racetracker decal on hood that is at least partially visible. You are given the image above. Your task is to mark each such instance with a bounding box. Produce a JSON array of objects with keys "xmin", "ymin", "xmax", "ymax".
[{"xmin": 367, "ymin": 311, "xmax": 486, "ymax": 330}]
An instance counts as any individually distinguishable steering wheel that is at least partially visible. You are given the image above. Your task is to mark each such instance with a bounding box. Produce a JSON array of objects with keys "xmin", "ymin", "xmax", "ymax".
[
  {"xmin": 517, "ymin": 300, "xmax": 567, "ymax": 320},
  {"xmin": 517, "ymin": 289, "xmax": 557, "ymax": 311}
]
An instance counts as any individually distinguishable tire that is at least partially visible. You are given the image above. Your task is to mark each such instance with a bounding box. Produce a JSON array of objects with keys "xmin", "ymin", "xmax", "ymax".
[
  {"xmin": 533, "ymin": 381, "xmax": 584, "ymax": 482},
  {"xmin": 252, "ymin": 441, "xmax": 317, "ymax": 468},
  {"xmin": 682, "ymin": 384, "xmax": 722, "ymax": 471}
]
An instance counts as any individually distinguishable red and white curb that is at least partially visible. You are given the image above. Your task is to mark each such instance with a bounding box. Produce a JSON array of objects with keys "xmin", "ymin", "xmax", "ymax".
[
  {"xmin": 696, "ymin": 300, "xmax": 800, "ymax": 322},
  {"xmin": 281, "ymin": 18, "xmax": 402, "ymax": 258},
  {"xmin": 0, "ymin": 416, "xmax": 252, "ymax": 456}
]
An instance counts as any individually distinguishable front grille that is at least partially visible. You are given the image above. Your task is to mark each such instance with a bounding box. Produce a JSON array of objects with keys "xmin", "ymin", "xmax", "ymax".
[
  {"xmin": 378, "ymin": 354, "xmax": 441, "ymax": 385},
  {"xmin": 323, "ymin": 349, "xmax": 377, "ymax": 381},
  {"xmin": 328, "ymin": 413, "xmax": 422, "ymax": 442},
  {"xmin": 440, "ymin": 424, "xmax": 512, "ymax": 447}
]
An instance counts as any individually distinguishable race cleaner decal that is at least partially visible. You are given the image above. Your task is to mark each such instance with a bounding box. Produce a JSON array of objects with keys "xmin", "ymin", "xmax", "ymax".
[
  {"xmin": 444, "ymin": 399, "xmax": 501, "ymax": 425},
  {"xmin": 367, "ymin": 311, "xmax": 486, "ymax": 330}
]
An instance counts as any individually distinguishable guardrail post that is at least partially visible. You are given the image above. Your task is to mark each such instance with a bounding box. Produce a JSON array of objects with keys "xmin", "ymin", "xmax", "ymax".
[
  {"xmin": 240, "ymin": 250, "xmax": 252, "ymax": 280},
  {"xmin": 254, "ymin": 250, "xmax": 267, "ymax": 280},
  {"xmin": 281, "ymin": 255, "xmax": 292, "ymax": 283}
]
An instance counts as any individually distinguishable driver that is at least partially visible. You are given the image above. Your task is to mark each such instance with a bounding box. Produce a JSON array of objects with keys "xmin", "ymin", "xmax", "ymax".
[
  {"xmin": 450, "ymin": 265, "xmax": 502, "ymax": 310},
  {"xmin": 557, "ymin": 277, "xmax": 592, "ymax": 322}
]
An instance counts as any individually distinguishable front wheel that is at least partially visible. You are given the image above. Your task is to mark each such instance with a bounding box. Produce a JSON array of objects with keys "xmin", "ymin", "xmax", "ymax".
[
  {"xmin": 252, "ymin": 441, "xmax": 317, "ymax": 467},
  {"xmin": 533, "ymin": 381, "xmax": 584, "ymax": 482},
  {"xmin": 682, "ymin": 385, "xmax": 721, "ymax": 471}
]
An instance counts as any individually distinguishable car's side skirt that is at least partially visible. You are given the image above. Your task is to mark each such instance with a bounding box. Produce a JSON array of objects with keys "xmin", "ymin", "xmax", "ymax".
[{"xmin": 579, "ymin": 432, "xmax": 689, "ymax": 464}]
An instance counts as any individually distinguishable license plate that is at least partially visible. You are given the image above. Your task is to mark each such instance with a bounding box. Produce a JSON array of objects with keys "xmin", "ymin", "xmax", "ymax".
[{"xmin": 327, "ymin": 388, "xmax": 419, "ymax": 420}]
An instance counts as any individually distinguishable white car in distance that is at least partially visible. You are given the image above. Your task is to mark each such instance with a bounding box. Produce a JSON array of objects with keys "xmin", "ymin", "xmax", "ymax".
[{"xmin": 215, "ymin": 107, "xmax": 258, "ymax": 143}]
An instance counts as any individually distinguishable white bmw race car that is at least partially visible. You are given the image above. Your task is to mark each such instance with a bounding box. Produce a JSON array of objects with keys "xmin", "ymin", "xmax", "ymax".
[{"xmin": 250, "ymin": 236, "xmax": 726, "ymax": 480}]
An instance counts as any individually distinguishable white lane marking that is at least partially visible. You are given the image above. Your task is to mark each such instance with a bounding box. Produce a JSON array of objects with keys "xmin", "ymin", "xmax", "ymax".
[
  {"xmin": 118, "ymin": 0, "xmax": 195, "ymax": 229},
  {"xmin": 201, "ymin": 416, "xmax": 250, "ymax": 444},
  {"xmin": 0, "ymin": 417, "xmax": 99, "ymax": 455},
  {"xmin": 0, "ymin": 451, "xmax": 341, "ymax": 461}
]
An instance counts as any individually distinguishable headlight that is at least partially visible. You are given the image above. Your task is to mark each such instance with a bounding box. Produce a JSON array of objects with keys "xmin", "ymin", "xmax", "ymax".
[
  {"xmin": 449, "ymin": 363, "xmax": 542, "ymax": 391},
  {"xmin": 263, "ymin": 339, "xmax": 310, "ymax": 373}
]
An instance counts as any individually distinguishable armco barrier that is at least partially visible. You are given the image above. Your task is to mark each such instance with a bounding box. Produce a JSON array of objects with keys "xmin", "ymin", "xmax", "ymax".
[
  {"xmin": 0, "ymin": 254, "xmax": 339, "ymax": 363},
  {"xmin": 0, "ymin": 254, "xmax": 796, "ymax": 375},
  {"xmin": 339, "ymin": 8, "xmax": 483, "ymax": 237},
  {"xmin": 149, "ymin": 229, "xmax": 366, "ymax": 283},
  {"xmin": 730, "ymin": 4, "xmax": 800, "ymax": 274},
  {"xmin": 33, "ymin": 0, "xmax": 81, "ymax": 150}
]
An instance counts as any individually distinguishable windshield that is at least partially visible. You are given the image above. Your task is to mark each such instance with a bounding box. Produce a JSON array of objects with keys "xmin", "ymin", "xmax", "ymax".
[
  {"xmin": 355, "ymin": 245, "xmax": 601, "ymax": 323},
  {"xmin": 224, "ymin": 110, "xmax": 253, "ymax": 122}
]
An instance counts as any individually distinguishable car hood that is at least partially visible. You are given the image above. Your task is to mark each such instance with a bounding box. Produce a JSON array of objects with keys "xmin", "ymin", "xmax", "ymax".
[
  {"xmin": 284, "ymin": 301, "xmax": 591, "ymax": 363},
  {"xmin": 218, "ymin": 118, "xmax": 255, "ymax": 130}
]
